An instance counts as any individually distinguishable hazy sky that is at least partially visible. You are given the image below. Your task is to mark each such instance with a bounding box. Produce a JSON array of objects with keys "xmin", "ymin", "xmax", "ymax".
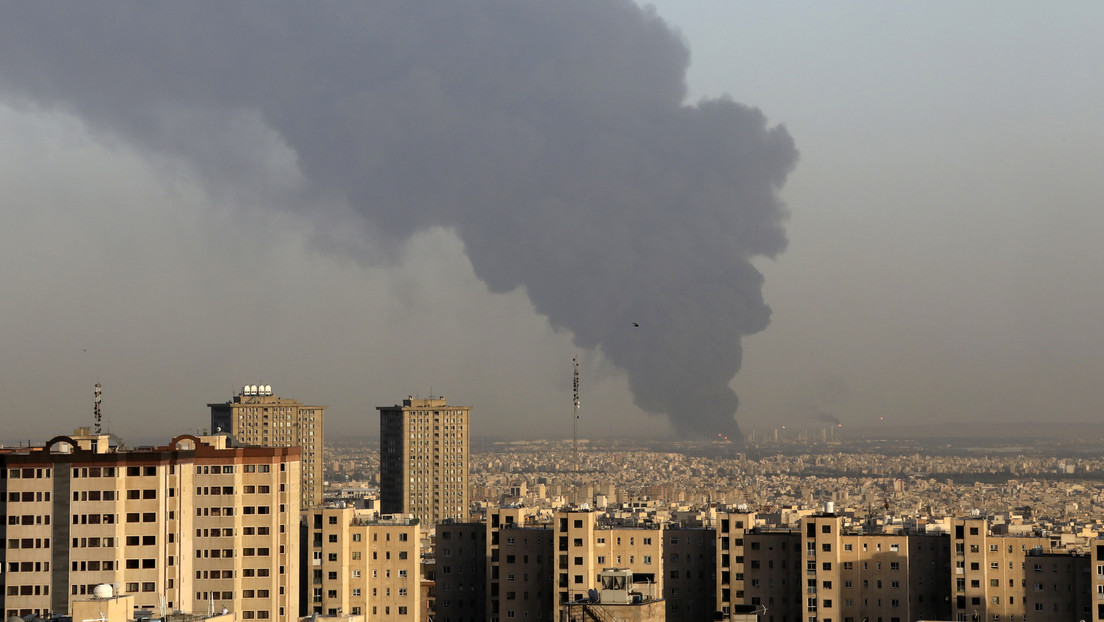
[{"xmin": 2, "ymin": 2, "xmax": 1102, "ymax": 443}]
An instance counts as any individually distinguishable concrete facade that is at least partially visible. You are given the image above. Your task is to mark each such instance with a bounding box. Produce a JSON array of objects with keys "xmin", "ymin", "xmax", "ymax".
[
  {"xmin": 434, "ymin": 522, "xmax": 487, "ymax": 622},
  {"xmin": 377, "ymin": 397, "xmax": 470, "ymax": 526},
  {"xmin": 304, "ymin": 506, "xmax": 420, "ymax": 621},
  {"xmin": 0, "ymin": 430, "xmax": 300, "ymax": 622},
  {"xmin": 209, "ymin": 385, "xmax": 324, "ymax": 509}
]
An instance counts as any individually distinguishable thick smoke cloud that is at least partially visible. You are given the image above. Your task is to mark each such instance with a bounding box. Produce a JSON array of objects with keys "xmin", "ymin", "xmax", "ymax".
[{"xmin": 0, "ymin": 1, "xmax": 796, "ymax": 438}]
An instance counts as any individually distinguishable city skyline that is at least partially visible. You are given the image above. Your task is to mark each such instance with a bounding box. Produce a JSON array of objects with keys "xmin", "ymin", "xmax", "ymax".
[{"xmin": 1, "ymin": 2, "xmax": 1102, "ymax": 441}]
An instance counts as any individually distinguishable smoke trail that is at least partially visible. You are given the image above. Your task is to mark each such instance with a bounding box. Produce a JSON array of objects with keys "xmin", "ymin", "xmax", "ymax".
[
  {"xmin": 809, "ymin": 411, "xmax": 841, "ymax": 426},
  {"xmin": 0, "ymin": 1, "xmax": 797, "ymax": 438}
]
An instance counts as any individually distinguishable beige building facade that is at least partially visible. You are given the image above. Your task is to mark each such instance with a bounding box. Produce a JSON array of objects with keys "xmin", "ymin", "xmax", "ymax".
[
  {"xmin": 486, "ymin": 507, "xmax": 553, "ymax": 622},
  {"xmin": 305, "ymin": 505, "xmax": 420, "ymax": 621},
  {"xmin": 377, "ymin": 397, "xmax": 470, "ymax": 526},
  {"xmin": 954, "ymin": 517, "xmax": 1089, "ymax": 622},
  {"xmin": 0, "ymin": 430, "xmax": 299, "ymax": 622},
  {"xmin": 209, "ymin": 385, "xmax": 325, "ymax": 509},
  {"xmin": 553, "ymin": 510, "xmax": 664, "ymax": 606}
]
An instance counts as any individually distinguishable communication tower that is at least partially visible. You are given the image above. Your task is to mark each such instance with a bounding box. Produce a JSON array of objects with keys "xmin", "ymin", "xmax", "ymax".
[
  {"xmin": 93, "ymin": 383, "xmax": 103, "ymax": 435},
  {"xmin": 572, "ymin": 357, "xmax": 580, "ymax": 506}
]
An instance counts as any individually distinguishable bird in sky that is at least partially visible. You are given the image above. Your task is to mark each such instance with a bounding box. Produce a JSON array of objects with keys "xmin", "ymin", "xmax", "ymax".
[{"xmin": 632, "ymin": 322, "xmax": 639, "ymax": 327}]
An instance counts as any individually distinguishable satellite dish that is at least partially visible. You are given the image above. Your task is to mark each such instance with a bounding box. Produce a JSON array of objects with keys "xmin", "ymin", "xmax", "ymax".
[{"xmin": 93, "ymin": 584, "xmax": 114, "ymax": 599}]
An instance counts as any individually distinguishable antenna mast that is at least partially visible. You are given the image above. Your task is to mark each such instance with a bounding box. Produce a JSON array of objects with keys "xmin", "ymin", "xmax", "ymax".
[
  {"xmin": 572, "ymin": 357, "xmax": 580, "ymax": 507},
  {"xmin": 93, "ymin": 383, "xmax": 103, "ymax": 435}
]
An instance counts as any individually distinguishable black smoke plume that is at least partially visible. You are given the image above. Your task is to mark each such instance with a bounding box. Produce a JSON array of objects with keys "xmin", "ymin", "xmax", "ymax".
[
  {"xmin": 0, "ymin": 1, "xmax": 797, "ymax": 438},
  {"xmin": 809, "ymin": 411, "xmax": 841, "ymax": 426}
]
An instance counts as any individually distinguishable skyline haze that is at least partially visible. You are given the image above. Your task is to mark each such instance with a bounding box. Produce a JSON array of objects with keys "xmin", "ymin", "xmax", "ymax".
[{"xmin": 1, "ymin": 2, "xmax": 1101, "ymax": 441}]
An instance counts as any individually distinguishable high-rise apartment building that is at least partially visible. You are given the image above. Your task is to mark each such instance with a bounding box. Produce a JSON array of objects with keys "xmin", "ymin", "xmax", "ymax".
[
  {"xmin": 664, "ymin": 526, "xmax": 715, "ymax": 620},
  {"xmin": 303, "ymin": 505, "xmax": 420, "ymax": 620},
  {"xmin": 553, "ymin": 510, "xmax": 664, "ymax": 606},
  {"xmin": 715, "ymin": 510, "xmax": 754, "ymax": 615},
  {"xmin": 210, "ymin": 385, "xmax": 325, "ymax": 508},
  {"xmin": 953, "ymin": 517, "xmax": 1088, "ymax": 622},
  {"xmin": 723, "ymin": 511, "xmax": 951, "ymax": 622},
  {"xmin": 373, "ymin": 500, "xmax": 1098, "ymax": 622},
  {"xmin": 0, "ymin": 429, "xmax": 299, "ymax": 621},
  {"xmin": 485, "ymin": 507, "xmax": 553, "ymax": 622},
  {"xmin": 377, "ymin": 397, "xmax": 470, "ymax": 526},
  {"xmin": 435, "ymin": 522, "xmax": 488, "ymax": 622},
  {"xmin": 1092, "ymin": 540, "xmax": 1104, "ymax": 622}
]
